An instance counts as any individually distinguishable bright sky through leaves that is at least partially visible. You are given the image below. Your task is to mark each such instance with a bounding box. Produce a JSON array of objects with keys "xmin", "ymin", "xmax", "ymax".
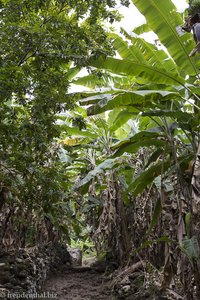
[
  {"xmin": 70, "ymin": 0, "xmax": 189, "ymax": 92},
  {"xmin": 117, "ymin": 0, "xmax": 188, "ymax": 32}
]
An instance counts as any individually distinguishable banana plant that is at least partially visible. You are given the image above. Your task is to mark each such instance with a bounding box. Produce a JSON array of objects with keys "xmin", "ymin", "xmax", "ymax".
[{"xmin": 69, "ymin": 0, "xmax": 200, "ymax": 296}]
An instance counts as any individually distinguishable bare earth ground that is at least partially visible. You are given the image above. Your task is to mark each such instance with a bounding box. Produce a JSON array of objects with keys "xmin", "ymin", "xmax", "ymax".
[{"xmin": 41, "ymin": 267, "xmax": 115, "ymax": 300}]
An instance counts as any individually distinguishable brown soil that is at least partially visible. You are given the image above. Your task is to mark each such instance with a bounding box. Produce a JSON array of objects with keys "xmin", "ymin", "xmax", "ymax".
[{"xmin": 41, "ymin": 267, "xmax": 115, "ymax": 300}]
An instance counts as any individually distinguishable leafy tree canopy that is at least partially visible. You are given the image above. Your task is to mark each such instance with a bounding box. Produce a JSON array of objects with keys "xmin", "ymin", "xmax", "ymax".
[{"xmin": 0, "ymin": 0, "xmax": 129, "ymax": 244}]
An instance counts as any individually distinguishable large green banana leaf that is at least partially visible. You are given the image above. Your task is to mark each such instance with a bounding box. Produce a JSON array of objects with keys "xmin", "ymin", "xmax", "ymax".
[
  {"xmin": 110, "ymin": 33, "xmax": 146, "ymax": 64},
  {"xmin": 89, "ymin": 56, "xmax": 185, "ymax": 86},
  {"xmin": 82, "ymin": 90, "xmax": 180, "ymax": 115},
  {"xmin": 132, "ymin": 0, "xmax": 199, "ymax": 75},
  {"xmin": 111, "ymin": 33, "xmax": 177, "ymax": 72},
  {"xmin": 109, "ymin": 109, "xmax": 138, "ymax": 132},
  {"xmin": 112, "ymin": 131, "xmax": 166, "ymax": 156},
  {"xmin": 58, "ymin": 124, "xmax": 98, "ymax": 139},
  {"xmin": 73, "ymin": 72, "xmax": 135, "ymax": 89}
]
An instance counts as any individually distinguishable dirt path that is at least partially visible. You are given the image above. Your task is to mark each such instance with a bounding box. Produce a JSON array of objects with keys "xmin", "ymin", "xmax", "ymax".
[{"xmin": 42, "ymin": 267, "xmax": 115, "ymax": 300}]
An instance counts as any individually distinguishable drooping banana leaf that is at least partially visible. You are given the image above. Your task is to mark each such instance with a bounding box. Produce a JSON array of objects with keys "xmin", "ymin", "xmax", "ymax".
[
  {"xmin": 74, "ymin": 157, "xmax": 122, "ymax": 190},
  {"xmin": 84, "ymin": 90, "xmax": 180, "ymax": 115},
  {"xmin": 73, "ymin": 72, "xmax": 135, "ymax": 89},
  {"xmin": 142, "ymin": 110, "xmax": 194, "ymax": 122},
  {"xmin": 128, "ymin": 159, "xmax": 171, "ymax": 196},
  {"xmin": 89, "ymin": 56, "xmax": 185, "ymax": 86},
  {"xmin": 112, "ymin": 131, "xmax": 166, "ymax": 156}
]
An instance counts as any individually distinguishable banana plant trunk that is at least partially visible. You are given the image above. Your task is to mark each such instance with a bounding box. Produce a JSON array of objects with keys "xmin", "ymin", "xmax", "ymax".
[{"xmin": 191, "ymin": 143, "xmax": 200, "ymax": 298}]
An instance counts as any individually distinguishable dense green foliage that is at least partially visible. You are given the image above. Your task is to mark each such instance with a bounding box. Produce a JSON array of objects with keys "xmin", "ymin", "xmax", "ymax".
[
  {"xmin": 64, "ymin": 0, "xmax": 200, "ymax": 297},
  {"xmin": 0, "ymin": 0, "xmax": 128, "ymax": 245},
  {"xmin": 1, "ymin": 0, "xmax": 200, "ymax": 298}
]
